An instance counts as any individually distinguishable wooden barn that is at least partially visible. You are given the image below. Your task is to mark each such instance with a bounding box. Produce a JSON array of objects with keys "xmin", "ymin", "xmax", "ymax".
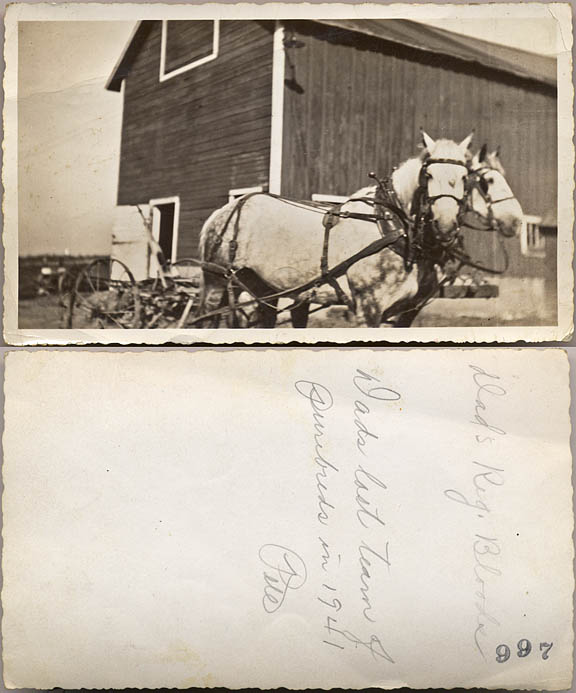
[{"xmin": 106, "ymin": 18, "xmax": 558, "ymax": 322}]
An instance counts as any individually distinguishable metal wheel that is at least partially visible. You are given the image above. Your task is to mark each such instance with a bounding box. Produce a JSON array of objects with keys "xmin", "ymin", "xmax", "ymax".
[
  {"xmin": 67, "ymin": 258, "xmax": 141, "ymax": 328},
  {"xmin": 167, "ymin": 258, "xmax": 202, "ymax": 286}
]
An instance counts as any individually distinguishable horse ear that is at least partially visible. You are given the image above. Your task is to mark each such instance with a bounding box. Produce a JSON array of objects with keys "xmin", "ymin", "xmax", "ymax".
[
  {"xmin": 479, "ymin": 143, "xmax": 488, "ymax": 162},
  {"xmin": 420, "ymin": 129, "xmax": 436, "ymax": 150},
  {"xmin": 493, "ymin": 145, "xmax": 501, "ymax": 158},
  {"xmin": 459, "ymin": 131, "xmax": 474, "ymax": 151}
]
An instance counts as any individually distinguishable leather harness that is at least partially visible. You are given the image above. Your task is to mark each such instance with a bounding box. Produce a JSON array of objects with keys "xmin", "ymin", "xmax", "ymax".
[{"xmin": 203, "ymin": 158, "xmax": 511, "ymax": 305}]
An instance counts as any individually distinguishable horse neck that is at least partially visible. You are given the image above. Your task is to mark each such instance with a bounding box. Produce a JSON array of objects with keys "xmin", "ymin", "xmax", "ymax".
[{"xmin": 391, "ymin": 157, "xmax": 422, "ymax": 212}]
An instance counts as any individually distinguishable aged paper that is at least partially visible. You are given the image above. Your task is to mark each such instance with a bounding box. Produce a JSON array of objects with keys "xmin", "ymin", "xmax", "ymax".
[
  {"xmin": 3, "ymin": 349, "xmax": 573, "ymax": 689},
  {"xmin": 3, "ymin": 2, "xmax": 574, "ymax": 345}
]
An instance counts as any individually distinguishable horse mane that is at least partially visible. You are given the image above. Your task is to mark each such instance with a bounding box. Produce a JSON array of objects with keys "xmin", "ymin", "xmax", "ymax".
[
  {"xmin": 391, "ymin": 157, "xmax": 423, "ymax": 210},
  {"xmin": 392, "ymin": 139, "xmax": 471, "ymax": 211}
]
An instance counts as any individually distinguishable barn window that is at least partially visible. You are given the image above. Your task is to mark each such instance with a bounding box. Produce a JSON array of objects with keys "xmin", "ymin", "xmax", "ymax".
[
  {"xmin": 311, "ymin": 194, "xmax": 349, "ymax": 204},
  {"xmin": 160, "ymin": 20, "xmax": 219, "ymax": 81},
  {"xmin": 149, "ymin": 197, "xmax": 180, "ymax": 276},
  {"xmin": 520, "ymin": 214, "xmax": 545, "ymax": 258}
]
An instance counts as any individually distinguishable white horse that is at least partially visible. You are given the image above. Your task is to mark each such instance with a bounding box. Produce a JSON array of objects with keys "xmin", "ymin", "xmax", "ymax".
[
  {"xmin": 348, "ymin": 143, "xmax": 525, "ymax": 327},
  {"xmin": 197, "ymin": 131, "xmax": 475, "ymax": 328},
  {"xmin": 465, "ymin": 144, "xmax": 523, "ymax": 237}
]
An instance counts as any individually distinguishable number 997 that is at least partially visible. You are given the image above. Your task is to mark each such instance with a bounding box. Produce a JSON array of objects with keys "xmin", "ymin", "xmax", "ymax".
[{"xmin": 496, "ymin": 640, "xmax": 553, "ymax": 663}]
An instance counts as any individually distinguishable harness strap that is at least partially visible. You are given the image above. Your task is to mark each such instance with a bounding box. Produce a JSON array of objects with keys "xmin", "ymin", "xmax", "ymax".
[
  {"xmin": 317, "ymin": 228, "xmax": 405, "ymax": 286},
  {"xmin": 321, "ymin": 207, "xmax": 338, "ymax": 276},
  {"xmin": 206, "ymin": 191, "xmax": 265, "ymax": 265},
  {"xmin": 372, "ymin": 174, "xmax": 414, "ymax": 269},
  {"xmin": 320, "ymin": 206, "xmax": 358, "ymax": 310}
]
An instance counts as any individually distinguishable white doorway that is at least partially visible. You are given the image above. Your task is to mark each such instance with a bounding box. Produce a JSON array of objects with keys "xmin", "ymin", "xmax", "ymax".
[{"xmin": 149, "ymin": 196, "xmax": 180, "ymax": 276}]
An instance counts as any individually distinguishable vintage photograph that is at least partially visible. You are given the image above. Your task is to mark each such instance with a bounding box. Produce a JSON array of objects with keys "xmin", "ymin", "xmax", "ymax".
[
  {"xmin": 3, "ymin": 349, "xmax": 574, "ymax": 689},
  {"xmin": 4, "ymin": 3, "xmax": 573, "ymax": 343}
]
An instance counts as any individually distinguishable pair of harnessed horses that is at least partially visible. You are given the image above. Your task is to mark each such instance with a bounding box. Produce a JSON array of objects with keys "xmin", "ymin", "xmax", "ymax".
[{"xmin": 196, "ymin": 132, "xmax": 523, "ymax": 328}]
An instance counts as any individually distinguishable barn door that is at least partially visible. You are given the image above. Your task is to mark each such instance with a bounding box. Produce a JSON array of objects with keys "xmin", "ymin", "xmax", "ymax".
[
  {"xmin": 149, "ymin": 197, "xmax": 180, "ymax": 277},
  {"xmin": 111, "ymin": 204, "xmax": 151, "ymax": 281}
]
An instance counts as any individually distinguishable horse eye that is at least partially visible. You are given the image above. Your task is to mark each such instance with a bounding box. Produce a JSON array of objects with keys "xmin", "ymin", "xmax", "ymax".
[{"xmin": 486, "ymin": 177, "xmax": 494, "ymax": 185}]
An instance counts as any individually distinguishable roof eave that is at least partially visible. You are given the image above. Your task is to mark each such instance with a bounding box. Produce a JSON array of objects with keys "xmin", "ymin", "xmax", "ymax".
[{"xmin": 105, "ymin": 20, "xmax": 148, "ymax": 92}]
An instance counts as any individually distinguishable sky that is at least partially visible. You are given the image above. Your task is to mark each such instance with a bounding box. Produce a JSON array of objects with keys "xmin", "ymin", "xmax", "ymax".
[
  {"xmin": 19, "ymin": 21, "xmax": 134, "ymax": 255},
  {"xmin": 416, "ymin": 18, "xmax": 557, "ymax": 55},
  {"xmin": 18, "ymin": 18, "xmax": 558, "ymax": 256}
]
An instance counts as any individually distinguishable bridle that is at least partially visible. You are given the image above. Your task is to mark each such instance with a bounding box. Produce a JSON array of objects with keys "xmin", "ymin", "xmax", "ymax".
[
  {"xmin": 419, "ymin": 157, "xmax": 470, "ymax": 205},
  {"xmin": 462, "ymin": 165, "xmax": 518, "ymax": 237},
  {"xmin": 415, "ymin": 157, "xmax": 470, "ymax": 248}
]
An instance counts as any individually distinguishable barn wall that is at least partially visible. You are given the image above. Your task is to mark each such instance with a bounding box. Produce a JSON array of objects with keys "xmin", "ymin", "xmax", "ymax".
[
  {"xmin": 280, "ymin": 21, "xmax": 558, "ymax": 275},
  {"xmin": 117, "ymin": 20, "xmax": 274, "ymax": 258}
]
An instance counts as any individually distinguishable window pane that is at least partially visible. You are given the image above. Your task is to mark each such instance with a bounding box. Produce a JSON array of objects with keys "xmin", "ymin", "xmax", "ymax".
[{"xmin": 164, "ymin": 20, "xmax": 214, "ymax": 74}]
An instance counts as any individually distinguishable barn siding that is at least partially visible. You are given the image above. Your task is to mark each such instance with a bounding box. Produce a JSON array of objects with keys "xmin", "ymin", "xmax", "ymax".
[
  {"xmin": 281, "ymin": 21, "xmax": 557, "ymax": 278},
  {"xmin": 118, "ymin": 20, "xmax": 274, "ymax": 257}
]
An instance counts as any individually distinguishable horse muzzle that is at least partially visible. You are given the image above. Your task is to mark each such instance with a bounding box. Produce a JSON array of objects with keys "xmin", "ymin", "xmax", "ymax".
[
  {"xmin": 497, "ymin": 215, "xmax": 523, "ymax": 238},
  {"xmin": 429, "ymin": 196, "xmax": 462, "ymax": 241}
]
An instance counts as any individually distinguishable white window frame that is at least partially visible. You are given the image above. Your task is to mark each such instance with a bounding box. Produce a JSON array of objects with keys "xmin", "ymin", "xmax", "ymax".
[
  {"xmin": 159, "ymin": 19, "xmax": 220, "ymax": 82},
  {"xmin": 228, "ymin": 186, "xmax": 264, "ymax": 202},
  {"xmin": 269, "ymin": 21, "xmax": 285, "ymax": 195},
  {"xmin": 311, "ymin": 193, "xmax": 349, "ymax": 204},
  {"xmin": 149, "ymin": 196, "xmax": 181, "ymax": 273},
  {"xmin": 520, "ymin": 214, "xmax": 545, "ymax": 258}
]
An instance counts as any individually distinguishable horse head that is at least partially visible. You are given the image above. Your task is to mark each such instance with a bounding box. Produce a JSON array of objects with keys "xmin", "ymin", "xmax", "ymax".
[
  {"xmin": 467, "ymin": 144, "xmax": 524, "ymax": 237},
  {"xmin": 418, "ymin": 130, "xmax": 473, "ymax": 241}
]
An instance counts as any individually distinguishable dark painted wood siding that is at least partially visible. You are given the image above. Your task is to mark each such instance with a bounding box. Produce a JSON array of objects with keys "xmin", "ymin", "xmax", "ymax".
[
  {"xmin": 281, "ymin": 21, "xmax": 557, "ymax": 278},
  {"xmin": 118, "ymin": 20, "xmax": 274, "ymax": 257}
]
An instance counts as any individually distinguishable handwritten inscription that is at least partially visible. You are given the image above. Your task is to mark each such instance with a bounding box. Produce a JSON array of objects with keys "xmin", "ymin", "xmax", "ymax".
[
  {"xmin": 358, "ymin": 541, "xmax": 391, "ymax": 623},
  {"xmin": 355, "ymin": 465, "xmax": 388, "ymax": 529},
  {"xmin": 353, "ymin": 370, "xmax": 401, "ymax": 456},
  {"xmin": 444, "ymin": 364, "xmax": 508, "ymax": 659},
  {"xmin": 352, "ymin": 370, "xmax": 396, "ymax": 633},
  {"xmin": 259, "ymin": 544, "xmax": 307, "ymax": 614},
  {"xmin": 324, "ymin": 616, "xmax": 395, "ymax": 663},
  {"xmin": 307, "ymin": 369, "xmax": 400, "ymax": 664},
  {"xmin": 295, "ymin": 380, "xmax": 337, "ymax": 526}
]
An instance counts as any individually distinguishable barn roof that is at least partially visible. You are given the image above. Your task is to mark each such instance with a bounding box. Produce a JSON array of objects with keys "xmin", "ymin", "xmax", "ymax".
[
  {"xmin": 316, "ymin": 19, "xmax": 557, "ymax": 88},
  {"xmin": 106, "ymin": 18, "xmax": 556, "ymax": 92}
]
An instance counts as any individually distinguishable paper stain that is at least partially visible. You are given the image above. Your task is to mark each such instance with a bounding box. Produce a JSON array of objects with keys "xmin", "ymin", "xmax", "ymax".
[
  {"xmin": 161, "ymin": 641, "xmax": 214, "ymax": 687},
  {"xmin": 181, "ymin": 672, "xmax": 215, "ymax": 687},
  {"xmin": 162, "ymin": 641, "xmax": 203, "ymax": 665}
]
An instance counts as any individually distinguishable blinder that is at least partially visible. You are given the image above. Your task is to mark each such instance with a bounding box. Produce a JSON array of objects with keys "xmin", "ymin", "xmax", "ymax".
[
  {"xmin": 478, "ymin": 175, "xmax": 489, "ymax": 195},
  {"xmin": 461, "ymin": 165, "xmax": 520, "ymax": 237}
]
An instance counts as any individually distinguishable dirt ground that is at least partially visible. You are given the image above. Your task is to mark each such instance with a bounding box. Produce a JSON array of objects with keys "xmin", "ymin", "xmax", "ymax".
[
  {"xmin": 19, "ymin": 293, "xmax": 537, "ymax": 330},
  {"xmin": 19, "ymin": 295, "xmax": 68, "ymax": 329}
]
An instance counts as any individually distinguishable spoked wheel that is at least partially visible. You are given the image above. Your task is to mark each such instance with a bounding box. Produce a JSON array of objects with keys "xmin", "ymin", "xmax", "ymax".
[
  {"xmin": 167, "ymin": 258, "xmax": 202, "ymax": 286},
  {"xmin": 67, "ymin": 258, "xmax": 141, "ymax": 328}
]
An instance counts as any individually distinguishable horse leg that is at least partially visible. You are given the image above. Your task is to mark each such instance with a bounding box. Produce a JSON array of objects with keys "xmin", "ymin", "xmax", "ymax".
[
  {"xmin": 196, "ymin": 271, "xmax": 228, "ymax": 328},
  {"xmin": 290, "ymin": 301, "xmax": 310, "ymax": 328},
  {"xmin": 383, "ymin": 300, "xmax": 420, "ymax": 327},
  {"xmin": 257, "ymin": 297, "xmax": 279, "ymax": 328},
  {"xmin": 380, "ymin": 294, "xmax": 420, "ymax": 327},
  {"xmin": 234, "ymin": 269, "xmax": 279, "ymax": 328},
  {"xmin": 355, "ymin": 289, "xmax": 385, "ymax": 327},
  {"xmin": 380, "ymin": 265, "xmax": 438, "ymax": 327}
]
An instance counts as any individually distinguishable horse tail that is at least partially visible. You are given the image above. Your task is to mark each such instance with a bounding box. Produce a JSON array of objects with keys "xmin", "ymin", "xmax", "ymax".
[{"xmin": 199, "ymin": 203, "xmax": 230, "ymax": 262}]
